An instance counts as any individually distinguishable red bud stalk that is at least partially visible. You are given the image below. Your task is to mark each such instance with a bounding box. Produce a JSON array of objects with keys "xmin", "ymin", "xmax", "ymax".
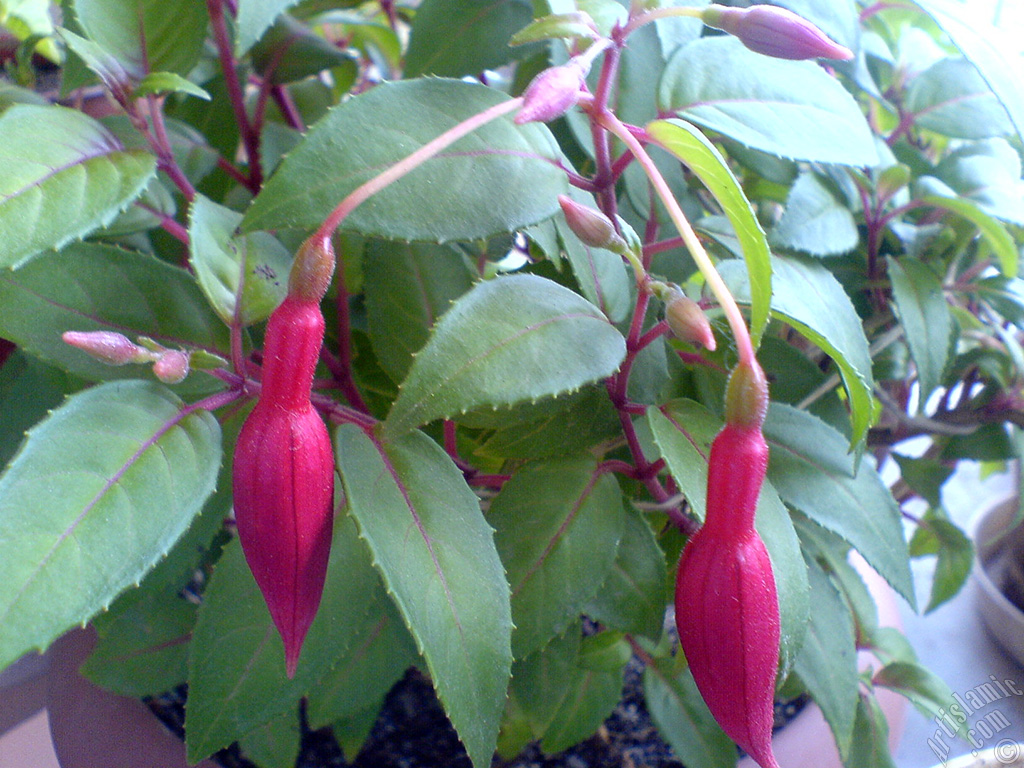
[
  {"xmin": 232, "ymin": 236, "xmax": 336, "ymax": 677},
  {"xmin": 674, "ymin": 360, "xmax": 781, "ymax": 768}
]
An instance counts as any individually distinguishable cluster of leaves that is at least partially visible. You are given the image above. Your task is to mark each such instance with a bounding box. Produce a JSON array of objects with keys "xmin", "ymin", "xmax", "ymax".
[{"xmin": 0, "ymin": 0, "xmax": 1022, "ymax": 767}]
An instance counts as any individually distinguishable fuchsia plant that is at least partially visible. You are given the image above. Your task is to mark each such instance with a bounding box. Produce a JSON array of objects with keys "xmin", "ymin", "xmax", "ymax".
[{"xmin": 0, "ymin": 1, "xmax": 1022, "ymax": 767}]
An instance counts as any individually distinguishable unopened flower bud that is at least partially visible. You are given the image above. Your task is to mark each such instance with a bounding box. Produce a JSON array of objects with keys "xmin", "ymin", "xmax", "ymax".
[
  {"xmin": 558, "ymin": 195, "xmax": 627, "ymax": 252},
  {"xmin": 288, "ymin": 235, "xmax": 336, "ymax": 304},
  {"xmin": 62, "ymin": 330, "xmax": 154, "ymax": 366},
  {"xmin": 725, "ymin": 359, "xmax": 769, "ymax": 428},
  {"xmin": 702, "ymin": 4, "xmax": 853, "ymax": 61},
  {"xmin": 515, "ymin": 63, "xmax": 586, "ymax": 124},
  {"xmin": 152, "ymin": 349, "xmax": 191, "ymax": 384},
  {"xmin": 664, "ymin": 289, "xmax": 716, "ymax": 351}
]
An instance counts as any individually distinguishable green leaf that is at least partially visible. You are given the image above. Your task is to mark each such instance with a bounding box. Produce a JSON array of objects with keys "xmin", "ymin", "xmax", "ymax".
[
  {"xmin": 886, "ymin": 257, "xmax": 953, "ymax": 406},
  {"xmin": 847, "ymin": 693, "xmax": 898, "ymax": 768},
  {"xmin": 59, "ymin": 28, "xmax": 133, "ymax": 96},
  {"xmin": 405, "ymin": 0, "xmax": 534, "ymax": 78},
  {"xmin": 763, "ymin": 404, "xmax": 915, "ymax": 606},
  {"xmin": 646, "ymin": 118, "xmax": 772, "ymax": 342},
  {"xmin": 0, "ymin": 243, "xmax": 231, "ymax": 391},
  {"xmin": 507, "ymin": 625, "xmax": 581, "ymax": 742},
  {"xmin": 384, "ymin": 273, "xmax": 626, "ymax": 438},
  {"xmin": 581, "ymin": 506, "xmax": 668, "ymax": 640},
  {"xmin": 891, "ymin": 454, "xmax": 953, "ymax": 509},
  {"xmin": 910, "ymin": 0, "xmax": 1024, "ymax": 149},
  {"xmin": 0, "ymin": 104, "xmax": 157, "ymax": 267},
  {"xmin": 0, "ymin": 353, "xmax": 83, "ymax": 469},
  {"xmin": 486, "ymin": 455, "xmax": 625, "ymax": 658},
  {"xmin": 250, "ymin": 15, "xmax": 358, "ymax": 85},
  {"xmin": 234, "ymin": 0, "xmax": 302, "ymax": 54},
  {"xmin": 185, "ymin": 515, "xmax": 384, "ymax": 761},
  {"xmin": 0, "ymin": 380, "xmax": 221, "ymax": 671},
  {"xmin": 658, "ymin": 37, "xmax": 878, "ymax": 165},
  {"xmin": 136, "ymin": 71, "xmax": 210, "ymax": 101},
  {"xmin": 644, "ymin": 658, "xmax": 736, "ymax": 768},
  {"xmin": 540, "ymin": 657, "xmax": 623, "ymax": 753},
  {"xmin": 906, "ymin": 57, "xmax": 1013, "ymax": 139},
  {"xmin": 720, "ymin": 254, "xmax": 875, "ymax": 448},
  {"xmin": 918, "ymin": 194, "xmax": 1019, "ymax": 276},
  {"xmin": 792, "ymin": 556, "xmax": 858, "ymax": 758},
  {"xmin": 243, "ymin": 79, "xmax": 566, "ymax": 242},
  {"xmin": 509, "ymin": 12, "xmax": 597, "ymax": 45},
  {"xmin": 187, "ymin": 195, "xmax": 292, "ymax": 326},
  {"xmin": 73, "ymin": 0, "xmax": 209, "ymax": 78},
  {"xmin": 771, "ymin": 170, "xmax": 860, "ymax": 256},
  {"xmin": 364, "ymin": 239, "xmax": 476, "ymax": 384},
  {"xmin": 237, "ymin": 710, "xmax": 301, "ymax": 768},
  {"xmin": 646, "ymin": 400, "xmax": 811, "ymax": 674},
  {"xmin": 928, "ymin": 139, "xmax": 1024, "ymax": 226},
  {"xmin": 908, "ymin": 510, "xmax": 973, "ymax": 613},
  {"xmin": 335, "ymin": 425, "xmax": 511, "ymax": 768},
  {"xmin": 872, "ymin": 661, "xmax": 966, "ymax": 738}
]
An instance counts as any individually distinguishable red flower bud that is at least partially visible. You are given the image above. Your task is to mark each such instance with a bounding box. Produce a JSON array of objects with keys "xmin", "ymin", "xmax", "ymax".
[
  {"xmin": 675, "ymin": 413, "xmax": 780, "ymax": 768},
  {"xmin": 232, "ymin": 295, "xmax": 335, "ymax": 677},
  {"xmin": 558, "ymin": 195, "xmax": 627, "ymax": 252},
  {"xmin": 664, "ymin": 290, "xmax": 716, "ymax": 351},
  {"xmin": 515, "ymin": 63, "xmax": 586, "ymax": 125},
  {"xmin": 152, "ymin": 349, "xmax": 191, "ymax": 384},
  {"xmin": 62, "ymin": 330, "xmax": 153, "ymax": 366},
  {"xmin": 703, "ymin": 4, "xmax": 853, "ymax": 61}
]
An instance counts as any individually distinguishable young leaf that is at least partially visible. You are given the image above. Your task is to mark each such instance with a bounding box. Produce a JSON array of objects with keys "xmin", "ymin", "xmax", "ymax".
[
  {"xmin": 384, "ymin": 274, "xmax": 626, "ymax": 438},
  {"xmin": 658, "ymin": 37, "xmax": 877, "ymax": 166},
  {"xmin": 719, "ymin": 254, "xmax": 875, "ymax": 448},
  {"xmin": 0, "ymin": 104, "xmax": 156, "ymax": 267},
  {"xmin": 917, "ymin": 195, "xmax": 1018, "ymax": 276},
  {"xmin": 335, "ymin": 424, "xmax": 511, "ymax": 768},
  {"xmin": 185, "ymin": 515, "xmax": 385, "ymax": 762},
  {"xmin": 485, "ymin": 455, "xmax": 625, "ymax": 658},
  {"xmin": 771, "ymin": 170, "xmax": 860, "ymax": 256},
  {"xmin": 847, "ymin": 692, "xmax": 898, "ymax": 768},
  {"xmin": 792, "ymin": 556, "xmax": 858, "ymax": 758},
  {"xmin": 646, "ymin": 118, "xmax": 772, "ymax": 343},
  {"xmin": 644, "ymin": 658, "xmax": 737, "ymax": 768},
  {"xmin": 136, "ymin": 72, "xmax": 211, "ymax": 101},
  {"xmin": 908, "ymin": 510, "xmax": 973, "ymax": 613},
  {"xmin": 763, "ymin": 404, "xmax": 915, "ymax": 606},
  {"xmin": 872, "ymin": 661, "xmax": 966, "ymax": 738},
  {"xmin": 188, "ymin": 195, "xmax": 292, "ymax": 326},
  {"xmin": 0, "ymin": 380, "xmax": 221, "ymax": 672},
  {"xmin": 886, "ymin": 257, "xmax": 954, "ymax": 407},
  {"xmin": 242, "ymin": 79, "xmax": 566, "ymax": 242}
]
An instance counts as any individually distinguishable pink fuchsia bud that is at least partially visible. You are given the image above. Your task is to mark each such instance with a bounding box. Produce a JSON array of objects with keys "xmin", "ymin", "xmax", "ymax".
[
  {"xmin": 62, "ymin": 330, "xmax": 154, "ymax": 366},
  {"xmin": 558, "ymin": 195, "xmax": 627, "ymax": 252},
  {"xmin": 702, "ymin": 4, "xmax": 853, "ymax": 61},
  {"xmin": 152, "ymin": 349, "xmax": 191, "ymax": 384},
  {"xmin": 515, "ymin": 62, "xmax": 586, "ymax": 124},
  {"xmin": 664, "ymin": 289, "xmax": 716, "ymax": 351}
]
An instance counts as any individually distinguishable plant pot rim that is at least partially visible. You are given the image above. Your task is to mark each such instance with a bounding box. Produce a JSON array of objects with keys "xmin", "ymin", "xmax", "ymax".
[
  {"xmin": 973, "ymin": 497, "xmax": 1024, "ymax": 669},
  {"xmin": 930, "ymin": 742, "xmax": 1024, "ymax": 768}
]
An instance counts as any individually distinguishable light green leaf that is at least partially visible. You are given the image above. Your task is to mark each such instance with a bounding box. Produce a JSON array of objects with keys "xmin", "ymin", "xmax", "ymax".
[
  {"xmin": 658, "ymin": 37, "xmax": 878, "ymax": 165},
  {"xmin": 136, "ymin": 71, "xmax": 210, "ymax": 101},
  {"xmin": 906, "ymin": 57, "xmax": 1013, "ymax": 139},
  {"xmin": 918, "ymin": 194, "xmax": 1019, "ymax": 276},
  {"xmin": 242, "ymin": 79, "xmax": 566, "ymax": 242},
  {"xmin": 384, "ymin": 273, "xmax": 626, "ymax": 438},
  {"xmin": 0, "ymin": 104, "xmax": 156, "ymax": 267},
  {"xmin": 73, "ymin": 0, "xmax": 209, "ymax": 78},
  {"xmin": 872, "ymin": 661, "xmax": 966, "ymax": 737},
  {"xmin": 335, "ymin": 425, "xmax": 511, "ymax": 768},
  {"xmin": 646, "ymin": 118, "xmax": 772, "ymax": 343},
  {"xmin": 646, "ymin": 400, "xmax": 810, "ymax": 674},
  {"xmin": 0, "ymin": 243, "xmax": 230, "ymax": 391},
  {"xmin": 887, "ymin": 257, "xmax": 953, "ymax": 406},
  {"xmin": 364, "ymin": 239, "xmax": 476, "ymax": 384},
  {"xmin": 59, "ymin": 28, "xmax": 133, "ymax": 96},
  {"xmin": 486, "ymin": 455, "xmax": 625, "ymax": 658},
  {"xmin": 793, "ymin": 556, "xmax": 858, "ymax": 759},
  {"xmin": 405, "ymin": 0, "xmax": 534, "ymax": 77},
  {"xmin": 184, "ymin": 515, "xmax": 385, "ymax": 761},
  {"xmin": 187, "ymin": 195, "xmax": 292, "ymax": 326},
  {"xmin": 509, "ymin": 12, "xmax": 597, "ymax": 45},
  {"xmin": 644, "ymin": 659, "xmax": 736, "ymax": 768},
  {"xmin": 763, "ymin": 404, "xmax": 915, "ymax": 606},
  {"xmin": 720, "ymin": 254, "xmax": 875, "ymax": 447},
  {"xmin": 0, "ymin": 380, "xmax": 221, "ymax": 671},
  {"xmin": 928, "ymin": 139, "xmax": 1024, "ymax": 226},
  {"xmin": 772, "ymin": 170, "xmax": 860, "ymax": 256}
]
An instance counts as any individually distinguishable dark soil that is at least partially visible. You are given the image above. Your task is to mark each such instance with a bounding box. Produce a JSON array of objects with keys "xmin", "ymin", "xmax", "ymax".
[{"xmin": 148, "ymin": 657, "xmax": 807, "ymax": 768}]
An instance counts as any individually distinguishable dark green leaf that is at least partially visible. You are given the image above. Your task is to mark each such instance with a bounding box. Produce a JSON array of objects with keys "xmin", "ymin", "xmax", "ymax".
[
  {"xmin": 772, "ymin": 170, "xmax": 860, "ymax": 256},
  {"xmin": 384, "ymin": 273, "xmax": 626, "ymax": 437},
  {"xmin": 908, "ymin": 511, "xmax": 973, "ymax": 613},
  {"xmin": 405, "ymin": 0, "xmax": 534, "ymax": 77},
  {"xmin": 235, "ymin": 0, "xmax": 303, "ymax": 54},
  {"xmin": 335, "ymin": 425, "xmax": 511, "ymax": 768},
  {"xmin": 886, "ymin": 257, "xmax": 953, "ymax": 406},
  {"xmin": 658, "ymin": 37, "xmax": 877, "ymax": 165},
  {"xmin": 243, "ymin": 79, "xmax": 566, "ymax": 242},
  {"xmin": 891, "ymin": 454, "xmax": 953, "ymax": 508},
  {"xmin": 250, "ymin": 15, "xmax": 358, "ymax": 84},
  {"xmin": 0, "ymin": 104, "xmax": 156, "ymax": 267},
  {"xmin": 0, "ymin": 381, "xmax": 221, "ymax": 671},
  {"xmin": 0, "ymin": 353, "xmax": 83, "ymax": 469},
  {"xmin": 486, "ymin": 455, "xmax": 625, "ymax": 658},
  {"xmin": 238, "ymin": 710, "xmax": 302, "ymax": 768},
  {"xmin": 763, "ymin": 404, "xmax": 915, "ymax": 606},
  {"xmin": 847, "ymin": 693, "xmax": 898, "ymax": 768}
]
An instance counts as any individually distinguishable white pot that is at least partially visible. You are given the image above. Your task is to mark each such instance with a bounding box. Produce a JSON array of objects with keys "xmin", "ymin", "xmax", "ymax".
[{"xmin": 974, "ymin": 498, "xmax": 1024, "ymax": 669}]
